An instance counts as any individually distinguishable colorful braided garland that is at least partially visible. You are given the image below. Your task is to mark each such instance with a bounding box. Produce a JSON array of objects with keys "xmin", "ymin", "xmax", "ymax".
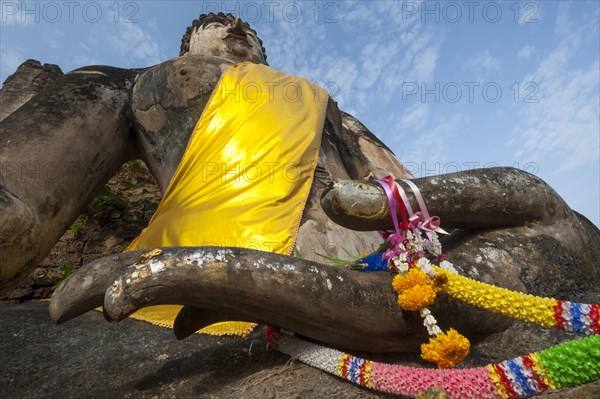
[
  {"xmin": 267, "ymin": 329, "xmax": 599, "ymax": 399},
  {"xmin": 266, "ymin": 261, "xmax": 600, "ymax": 398},
  {"xmin": 433, "ymin": 266, "xmax": 599, "ymax": 335},
  {"xmin": 267, "ymin": 176, "xmax": 599, "ymax": 397},
  {"xmin": 357, "ymin": 255, "xmax": 600, "ymax": 337}
]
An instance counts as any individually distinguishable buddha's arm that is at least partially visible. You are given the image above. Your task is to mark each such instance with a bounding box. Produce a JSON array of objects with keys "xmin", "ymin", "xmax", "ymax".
[
  {"xmin": 324, "ymin": 107, "xmax": 572, "ymax": 230},
  {"xmin": 320, "ymin": 108, "xmax": 573, "ymax": 230},
  {"xmin": 321, "ymin": 167, "xmax": 574, "ymax": 231},
  {"xmin": 0, "ymin": 66, "xmax": 138, "ymax": 293}
]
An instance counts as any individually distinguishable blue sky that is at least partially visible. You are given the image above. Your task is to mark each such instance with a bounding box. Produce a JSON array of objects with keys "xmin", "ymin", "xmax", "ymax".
[{"xmin": 1, "ymin": 1, "xmax": 599, "ymax": 226}]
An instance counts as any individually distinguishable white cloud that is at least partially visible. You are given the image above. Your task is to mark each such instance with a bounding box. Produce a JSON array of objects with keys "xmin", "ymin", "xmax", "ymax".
[
  {"xmin": 358, "ymin": 41, "xmax": 400, "ymax": 90},
  {"xmin": 360, "ymin": 22, "xmax": 441, "ymax": 105},
  {"xmin": 72, "ymin": 54, "xmax": 99, "ymax": 68},
  {"xmin": 399, "ymin": 103, "xmax": 429, "ymax": 132},
  {"xmin": 399, "ymin": 113, "xmax": 461, "ymax": 166},
  {"xmin": 510, "ymin": 5, "xmax": 600, "ymax": 172},
  {"xmin": 517, "ymin": 45, "xmax": 535, "ymax": 61},
  {"xmin": 105, "ymin": 23, "xmax": 162, "ymax": 67},
  {"xmin": 0, "ymin": 3, "xmax": 34, "ymax": 26},
  {"xmin": 410, "ymin": 44, "xmax": 439, "ymax": 83},
  {"xmin": 464, "ymin": 49, "xmax": 501, "ymax": 73},
  {"xmin": 342, "ymin": 2, "xmax": 379, "ymax": 26},
  {"xmin": 342, "ymin": 0, "xmax": 421, "ymax": 29},
  {"xmin": 515, "ymin": 0, "xmax": 542, "ymax": 24},
  {"xmin": 262, "ymin": 2, "xmax": 442, "ymax": 118}
]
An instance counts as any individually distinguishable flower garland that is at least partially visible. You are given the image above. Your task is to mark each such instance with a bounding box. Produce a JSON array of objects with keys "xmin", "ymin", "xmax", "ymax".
[
  {"xmin": 359, "ymin": 176, "xmax": 473, "ymax": 367},
  {"xmin": 267, "ymin": 328, "xmax": 600, "ymax": 399},
  {"xmin": 265, "ymin": 176, "xmax": 599, "ymax": 398},
  {"xmin": 434, "ymin": 266, "xmax": 599, "ymax": 335},
  {"xmin": 353, "ymin": 177, "xmax": 599, "ymax": 368},
  {"xmin": 267, "ymin": 176, "xmax": 600, "ymax": 399},
  {"xmin": 356, "ymin": 255, "xmax": 600, "ymax": 337}
]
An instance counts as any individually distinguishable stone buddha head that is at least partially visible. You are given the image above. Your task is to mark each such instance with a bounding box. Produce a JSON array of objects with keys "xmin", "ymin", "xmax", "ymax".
[{"xmin": 180, "ymin": 12, "xmax": 267, "ymax": 65}]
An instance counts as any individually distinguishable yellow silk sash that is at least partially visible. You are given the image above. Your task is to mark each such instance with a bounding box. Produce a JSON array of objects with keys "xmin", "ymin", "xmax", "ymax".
[{"xmin": 125, "ymin": 62, "xmax": 329, "ymax": 335}]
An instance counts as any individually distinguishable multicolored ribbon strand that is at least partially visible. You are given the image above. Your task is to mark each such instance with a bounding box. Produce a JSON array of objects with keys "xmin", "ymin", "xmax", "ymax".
[{"xmin": 268, "ymin": 329, "xmax": 600, "ymax": 399}]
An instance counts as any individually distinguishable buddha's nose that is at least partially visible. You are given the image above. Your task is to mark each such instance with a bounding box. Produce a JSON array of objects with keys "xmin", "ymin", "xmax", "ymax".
[{"xmin": 228, "ymin": 17, "xmax": 246, "ymax": 36}]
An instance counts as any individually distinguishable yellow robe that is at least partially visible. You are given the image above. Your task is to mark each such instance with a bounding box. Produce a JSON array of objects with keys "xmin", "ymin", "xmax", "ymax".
[{"xmin": 125, "ymin": 62, "xmax": 329, "ymax": 335}]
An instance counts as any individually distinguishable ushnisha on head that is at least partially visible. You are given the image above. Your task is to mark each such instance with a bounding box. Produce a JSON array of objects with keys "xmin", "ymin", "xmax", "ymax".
[{"xmin": 180, "ymin": 12, "xmax": 268, "ymax": 65}]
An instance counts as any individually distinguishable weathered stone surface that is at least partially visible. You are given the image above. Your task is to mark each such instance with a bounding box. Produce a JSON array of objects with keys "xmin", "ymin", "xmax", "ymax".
[
  {"xmin": 1, "ymin": 302, "xmax": 598, "ymax": 399},
  {"xmin": 65, "ymin": 240, "xmax": 85, "ymax": 253},
  {"xmin": 83, "ymin": 241, "xmax": 106, "ymax": 255},
  {"xmin": 0, "ymin": 302, "xmax": 393, "ymax": 399},
  {"xmin": 104, "ymin": 236, "xmax": 125, "ymax": 251},
  {"xmin": 3, "ymin": 287, "xmax": 33, "ymax": 301},
  {"xmin": 0, "ymin": 59, "xmax": 63, "ymax": 122},
  {"xmin": 321, "ymin": 174, "xmax": 600, "ymax": 300},
  {"xmin": 1, "ymin": 162, "xmax": 161, "ymax": 302},
  {"xmin": 0, "ymin": 64, "xmax": 141, "ymax": 292}
]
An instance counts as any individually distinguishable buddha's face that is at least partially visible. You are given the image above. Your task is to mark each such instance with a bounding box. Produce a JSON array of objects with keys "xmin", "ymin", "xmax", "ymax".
[{"xmin": 188, "ymin": 17, "xmax": 266, "ymax": 64}]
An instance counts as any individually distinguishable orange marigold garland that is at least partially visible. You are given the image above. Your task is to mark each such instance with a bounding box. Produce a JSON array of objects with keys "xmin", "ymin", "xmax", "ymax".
[
  {"xmin": 389, "ymin": 253, "xmax": 469, "ymax": 365},
  {"xmin": 397, "ymin": 284, "xmax": 437, "ymax": 311},
  {"xmin": 421, "ymin": 328, "xmax": 471, "ymax": 368},
  {"xmin": 358, "ymin": 177, "xmax": 469, "ymax": 367}
]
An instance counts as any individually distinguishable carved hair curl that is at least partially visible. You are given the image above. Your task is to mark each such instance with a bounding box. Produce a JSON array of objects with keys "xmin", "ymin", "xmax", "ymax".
[{"xmin": 179, "ymin": 12, "xmax": 267, "ymax": 61}]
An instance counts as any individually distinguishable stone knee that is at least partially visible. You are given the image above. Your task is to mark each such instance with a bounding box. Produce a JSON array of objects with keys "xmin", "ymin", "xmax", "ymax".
[{"xmin": 0, "ymin": 186, "xmax": 41, "ymax": 293}]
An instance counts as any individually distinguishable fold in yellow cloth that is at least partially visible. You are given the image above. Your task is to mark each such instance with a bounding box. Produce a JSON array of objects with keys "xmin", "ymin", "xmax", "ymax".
[{"xmin": 124, "ymin": 62, "xmax": 329, "ymax": 336}]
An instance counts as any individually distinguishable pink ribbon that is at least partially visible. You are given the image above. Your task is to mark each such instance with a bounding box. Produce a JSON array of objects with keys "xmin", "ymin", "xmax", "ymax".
[
  {"xmin": 410, "ymin": 212, "xmax": 446, "ymax": 236},
  {"xmin": 408, "ymin": 211, "xmax": 425, "ymax": 230},
  {"xmin": 401, "ymin": 179, "xmax": 448, "ymax": 240},
  {"xmin": 375, "ymin": 177, "xmax": 448, "ymax": 242},
  {"xmin": 375, "ymin": 178, "xmax": 401, "ymax": 236}
]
